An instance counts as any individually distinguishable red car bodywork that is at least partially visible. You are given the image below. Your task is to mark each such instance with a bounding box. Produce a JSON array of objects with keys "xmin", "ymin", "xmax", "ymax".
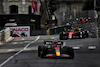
[
  {"xmin": 63, "ymin": 31, "xmax": 78, "ymax": 39},
  {"xmin": 11, "ymin": 32, "xmax": 21, "ymax": 37}
]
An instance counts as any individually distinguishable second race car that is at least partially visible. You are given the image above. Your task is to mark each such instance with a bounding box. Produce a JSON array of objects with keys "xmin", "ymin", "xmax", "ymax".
[{"xmin": 59, "ymin": 27, "xmax": 89, "ymax": 40}]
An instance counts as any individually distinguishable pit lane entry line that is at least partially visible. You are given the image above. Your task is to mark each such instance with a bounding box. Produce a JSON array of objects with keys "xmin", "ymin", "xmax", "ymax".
[{"xmin": 0, "ymin": 36, "xmax": 40, "ymax": 67}]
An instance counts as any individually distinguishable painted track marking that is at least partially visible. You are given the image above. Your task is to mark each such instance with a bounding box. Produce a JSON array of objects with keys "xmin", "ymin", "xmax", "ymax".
[
  {"xmin": 73, "ymin": 47, "xmax": 80, "ymax": 50},
  {"xmin": 0, "ymin": 36, "xmax": 40, "ymax": 67},
  {"xmin": 51, "ymin": 37, "xmax": 55, "ymax": 39},
  {"xmin": 7, "ymin": 49, "xmax": 15, "ymax": 52},
  {"xmin": 21, "ymin": 38, "xmax": 25, "ymax": 40},
  {"xmin": 88, "ymin": 46, "xmax": 96, "ymax": 50}
]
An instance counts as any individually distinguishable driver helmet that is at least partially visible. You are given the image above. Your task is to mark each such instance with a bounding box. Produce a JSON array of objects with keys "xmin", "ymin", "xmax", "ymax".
[{"xmin": 53, "ymin": 39, "xmax": 58, "ymax": 44}]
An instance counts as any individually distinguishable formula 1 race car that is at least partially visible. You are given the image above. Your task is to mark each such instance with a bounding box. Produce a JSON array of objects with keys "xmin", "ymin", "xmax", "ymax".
[
  {"xmin": 38, "ymin": 40, "xmax": 74, "ymax": 59},
  {"xmin": 59, "ymin": 28, "xmax": 89, "ymax": 40},
  {"xmin": 11, "ymin": 31, "xmax": 21, "ymax": 37}
]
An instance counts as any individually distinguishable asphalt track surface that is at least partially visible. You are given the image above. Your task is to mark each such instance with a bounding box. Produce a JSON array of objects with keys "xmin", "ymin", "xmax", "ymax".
[{"xmin": 0, "ymin": 35, "xmax": 100, "ymax": 67}]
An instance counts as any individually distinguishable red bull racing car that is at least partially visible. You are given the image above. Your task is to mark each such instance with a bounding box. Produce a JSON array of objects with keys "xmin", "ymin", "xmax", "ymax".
[
  {"xmin": 59, "ymin": 28, "xmax": 89, "ymax": 40},
  {"xmin": 38, "ymin": 39, "xmax": 74, "ymax": 59}
]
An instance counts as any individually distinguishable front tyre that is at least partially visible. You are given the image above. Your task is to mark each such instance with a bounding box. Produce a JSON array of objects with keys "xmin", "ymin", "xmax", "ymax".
[
  {"xmin": 62, "ymin": 47, "xmax": 74, "ymax": 59},
  {"xmin": 67, "ymin": 47, "xmax": 74, "ymax": 59},
  {"xmin": 38, "ymin": 46, "xmax": 47, "ymax": 58}
]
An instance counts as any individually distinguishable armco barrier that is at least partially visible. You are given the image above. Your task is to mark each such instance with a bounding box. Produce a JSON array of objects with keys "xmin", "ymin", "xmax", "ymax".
[{"xmin": 0, "ymin": 28, "xmax": 12, "ymax": 44}]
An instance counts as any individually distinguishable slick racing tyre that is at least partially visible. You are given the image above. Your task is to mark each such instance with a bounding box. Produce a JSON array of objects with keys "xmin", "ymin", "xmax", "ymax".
[
  {"xmin": 67, "ymin": 47, "xmax": 74, "ymax": 59},
  {"xmin": 62, "ymin": 47, "xmax": 74, "ymax": 59},
  {"xmin": 38, "ymin": 46, "xmax": 47, "ymax": 58},
  {"xmin": 85, "ymin": 31, "xmax": 89, "ymax": 38},
  {"xmin": 82, "ymin": 31, "xmax": 89, "ymax": 38}
]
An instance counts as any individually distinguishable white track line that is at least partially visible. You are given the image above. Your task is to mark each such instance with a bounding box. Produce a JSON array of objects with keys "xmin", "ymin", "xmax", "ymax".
[
  {"xmin": 51, "ymin": 37, "xmax": 55, "ymax": 39},
  {"xmin": 73, "ymin": 47, "xmax": 80, "ymax": 50},
  {"xmin": 88, "ymin": 46, "xmax": 96, "ymax": 50},
  {"xmin": 13, "ymin": 42, "xmax": 18, "ymax": 44},
  {"xmin": 0, "ymin": 36, "xmax": 40, "ymax": 67},
  {"xmin": 21, "ymin": 38, "xmax": 25, "ymax": 40},
  {"xmin": 7, "ymin": 49, "xmax": 15, "ymax": 52}
]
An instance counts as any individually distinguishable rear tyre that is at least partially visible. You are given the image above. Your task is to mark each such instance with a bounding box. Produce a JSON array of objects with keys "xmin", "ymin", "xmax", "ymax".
[
  {"xmin": 86, "ymin": 34, "xmax": 89, "ymax": 38},
  {"xmin": 85, "ymin": 31, "xmax": 89, "ymax": 38},
  {"xmin": 82, "ymin": 31, "xmax": 89, "ymax": 38}
]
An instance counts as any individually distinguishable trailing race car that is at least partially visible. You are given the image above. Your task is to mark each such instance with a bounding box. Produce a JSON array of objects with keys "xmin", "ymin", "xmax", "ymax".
[
  {"xmin": 59, "ymin": 28, "xmax": 89, "ymax": 40},
  {"xmin": 11, "ymin": 31, "xmax": 21, "ymax": 37},
  {"xmin": 38, "ymin": 39, "xmax": 74, "ymax": 59}
]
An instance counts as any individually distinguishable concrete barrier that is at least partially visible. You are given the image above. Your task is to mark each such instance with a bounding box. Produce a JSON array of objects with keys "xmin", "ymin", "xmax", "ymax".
[{"xmin": 0, "ymin": 28, "xmax": 13, "ymax": 45}]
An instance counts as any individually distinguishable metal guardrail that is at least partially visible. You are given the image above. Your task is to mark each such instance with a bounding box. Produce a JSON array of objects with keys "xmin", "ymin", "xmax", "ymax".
[{"xmin": 0, "ymin": 28, "xmax": 11, "ymax": 43}]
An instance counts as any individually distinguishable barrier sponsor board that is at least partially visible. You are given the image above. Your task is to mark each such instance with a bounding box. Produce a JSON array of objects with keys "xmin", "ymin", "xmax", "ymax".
[{"xmin": 7, "ymin": 26, "xmax": 30, "ymax": 37}]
